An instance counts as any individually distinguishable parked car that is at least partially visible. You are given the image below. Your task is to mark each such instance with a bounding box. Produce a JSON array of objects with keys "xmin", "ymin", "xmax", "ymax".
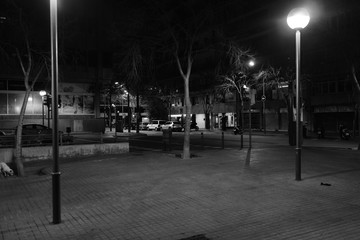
[
  {"xmin": 147, "ymin": 120, "xmax": 167, "ymax": 131},
  {"xmin": 123, "ymin": 123, "xmax": 136, "ymax": 130},
  {"xmin": 139, "ymin": 122, "xmax": 149, "ymax": 130},
  {"xmin": 161, "ymin": 121, "xmax": 183, "ymax": 132},
  {"xmin": 181, "ymin": 122, "xmax": 199, "ymax": 131},
  {"xmin": 17, "ymin": 124, "xmax": 71, "ymax": 145}
]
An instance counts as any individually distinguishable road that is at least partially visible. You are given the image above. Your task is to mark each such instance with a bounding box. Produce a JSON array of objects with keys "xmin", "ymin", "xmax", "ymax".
[
  {"xmin": 130, "ymin": 130, "xmax": 293, "ymax": 152},
  {"xmin": 129, "ymin": 129, "xmax": 358, "ymax": 153}
]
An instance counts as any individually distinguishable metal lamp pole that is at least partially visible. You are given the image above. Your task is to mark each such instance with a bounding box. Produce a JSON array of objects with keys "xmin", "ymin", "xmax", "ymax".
[
  {"xmin": 249, "ymin": 96, "xmax": 252, "ymax": 149},
  {"xmin": 39, "ymin": 90, "xmax": 46, "ymax": 126},
  {"xmin": 127, "ymin": 92, "xmax": 131, "ymax": 133},
  {"xmin": 50, "ymin": 0, "xmax": 61, "ymax": 224},
  {"xmin": 287, "ymin": 8, "xmax": 310, "ymax": 181},
  {"xmin": 262, "ymin": 79, "xmax": 266, "ymax": 134}
]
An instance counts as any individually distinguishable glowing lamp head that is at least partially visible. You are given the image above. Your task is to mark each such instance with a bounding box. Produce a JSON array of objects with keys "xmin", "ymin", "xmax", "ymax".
[
  {"xmin": 248, "ymin": 60, "xmax": 255, "ymax": 67},
  {"xmin": 287, "ymin": 8, "xmax": 310, "ymax": 30},
  {"xmin": 39, "ymin": 90, "xmax": 47, "ymax": 96}
]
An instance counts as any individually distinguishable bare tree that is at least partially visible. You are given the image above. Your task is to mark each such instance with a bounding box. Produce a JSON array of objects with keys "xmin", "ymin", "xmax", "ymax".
[
  {"xmin": 199, "ymin": 91, "xmax": 215, "ymax": 130},
  {"xmin": 13, "ymin": 47, "xmax": 45, "ymax": 176},
  {"xmin": 1, "ymin": 2, "xmax": 47, "ymax": 176},
  {"xmin": 155, "ymin": 1, "xmax": 217, "ymax": 159},
  {"xmin": 218, "ymin": 41, "xmax": 255, "ymax": 138}
]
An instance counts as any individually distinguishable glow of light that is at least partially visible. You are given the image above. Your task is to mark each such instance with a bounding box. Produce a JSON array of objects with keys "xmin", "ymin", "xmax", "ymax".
[
  {"xmin": 28, "ymin": 96, "xmax": 33, "ymax": 102},
  {"xmin": 39, "ymin": 90, "xmax": 47, "ymax": 96},
  {"xmin": 287, "ymin": 8, "xmax": 310, "ymax": 30},
  {"xmin": 248, "ymin": 60, "xmax": 255, "ymax": 67}
]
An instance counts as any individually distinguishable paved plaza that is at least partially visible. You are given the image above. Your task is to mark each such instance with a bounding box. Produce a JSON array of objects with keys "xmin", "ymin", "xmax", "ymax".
[{"xmin": 0, "ymin": 135, "xmax": 359, "ymax": 240}]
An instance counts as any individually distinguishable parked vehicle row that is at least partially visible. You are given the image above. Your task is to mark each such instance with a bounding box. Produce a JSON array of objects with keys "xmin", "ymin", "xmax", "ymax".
[{"xmin": 141, "ymin": 120, "xmax": 199, "ymax": 132}]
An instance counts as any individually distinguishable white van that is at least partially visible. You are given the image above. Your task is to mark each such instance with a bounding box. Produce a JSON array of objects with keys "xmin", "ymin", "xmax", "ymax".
[{"xmin": 147, "ymin": 120, "xmax": 167, "ymax": 131}]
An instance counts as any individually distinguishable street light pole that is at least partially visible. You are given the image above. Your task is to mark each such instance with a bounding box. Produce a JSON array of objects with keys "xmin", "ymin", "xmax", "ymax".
[
  {"xmin": 42, "ymin": 97, "xmax": 45, "ymax": 126},
  {"xmin": 287, "ymin": 7, "xmax": 310, "ymax": 181},
  {"xmin": 39, "ymin": 90, "xmax": 46, "ymax": 126},
  {"xmin": 249, "ymin": 97, "xmax": 252, "ymax": 149},
  {"xmin": 128, "ymin": 92, "xmax": 131, "ymax": 133},
  {"xmin": 295, "ymin": 29, "xmax": 302, "ymax": 181},
  {"xmin": 50, "ymin": 0, "xmax": 61, "ymax": 224},
  {"xmin": 262, "ymin": 79, "xmax": 266, "ymax": 134}
]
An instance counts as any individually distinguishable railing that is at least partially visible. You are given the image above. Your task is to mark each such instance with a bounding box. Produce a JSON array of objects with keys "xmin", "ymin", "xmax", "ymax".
[{"xmin": 0, "ymin": 132, "xmax": 127, "ymax": 148}]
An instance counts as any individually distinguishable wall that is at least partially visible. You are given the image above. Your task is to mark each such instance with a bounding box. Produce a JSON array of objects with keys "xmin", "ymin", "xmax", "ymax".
[{"xmin": 0, "ymin": 142, "xmax": 129, "ymax": 163}]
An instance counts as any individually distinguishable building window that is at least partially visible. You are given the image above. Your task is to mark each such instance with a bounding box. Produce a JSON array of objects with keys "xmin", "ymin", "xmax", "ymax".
[
  {"xmin": 329, "ymin": 82, "xmax": 336, "ymax": 93},
  {"xmin": 312, "ymin": 83, "xmax": 320, "ymax": 95},
  {"xmin": 338, "ymin": 81, "xmax": 345, "ymax": 92},
  {"xmin": 321, "ymin": 82, "xmax": 329, "ymax": 94}
]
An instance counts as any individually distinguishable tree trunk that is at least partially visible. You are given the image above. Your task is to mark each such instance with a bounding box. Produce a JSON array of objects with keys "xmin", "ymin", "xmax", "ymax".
[
  {"xmin": 14, "ymin": 90, "xmax": 32, "ymax": 176},
  {"xmin": 175, "ymin": 52, "xmax": 192, "ymax": 159},
  {"xmin": 183, "ymin": 75, "xmax": 191, "ymax": 159}
]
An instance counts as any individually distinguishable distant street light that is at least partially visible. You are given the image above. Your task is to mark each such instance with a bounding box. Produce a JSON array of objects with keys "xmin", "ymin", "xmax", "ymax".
[
  {"xmin": 247, "ymin": 60, "xmax": 255, "ymax": 149},
  {"xmin": 112, "ymin": 103, "xmax": 117, "ymax": 136},
  {"xmin": 39, "ymin": 90, "xmax": 46, "ymax": 125},
  {"xmin": 248, "ymin": 60, "xmax": 255, "ymax": 67},
  {"xmin": 244, "ymin": 85, "xmax": 252, "ymax": 149},
  {"xmin": 287, "ymin": 7, "xmax": 310, "ymax": 181},
  {"xmin": 127, "ymin": 91, "xmax": 131, "ymax": 133}
]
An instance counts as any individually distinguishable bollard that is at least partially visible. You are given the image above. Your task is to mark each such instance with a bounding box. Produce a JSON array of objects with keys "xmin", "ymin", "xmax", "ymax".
[
  {"xmin": 222, "ymin": 132, "xmax": 224, "ymax": 149},
  {"xmin": 240, "ymin": 133, "xmax": 243, "ymax": 149},
  {"xmin": 163, "ymin": 128, "xmax": 172, "ymax": 151}
]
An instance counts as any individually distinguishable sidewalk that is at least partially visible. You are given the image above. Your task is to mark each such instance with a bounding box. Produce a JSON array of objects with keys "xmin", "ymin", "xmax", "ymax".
[{"xmin": 1, "ymin": 136, "xmax": 360, "ymax": 239}]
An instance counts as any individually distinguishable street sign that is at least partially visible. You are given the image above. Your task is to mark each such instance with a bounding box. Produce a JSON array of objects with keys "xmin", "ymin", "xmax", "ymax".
[{"xmin": 261, "ymin": 95, "xmax": 266, "ymax": 101}]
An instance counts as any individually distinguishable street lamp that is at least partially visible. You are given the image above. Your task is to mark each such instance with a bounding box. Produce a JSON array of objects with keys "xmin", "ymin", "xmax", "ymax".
[
  {"xmin": 247, "ymin": 60, "xmax": 255, "ymax": 149},
  {"xmin": 127, "ymin": 91, "xmax": 131, "ymax": 133},
  {"xmin": 243, "ymin": 85, "xmax": 252, "ymax": 149},
  {"xmin": 39, "ymin": 90, "xmax": 46, "ymax": 126},
  {"xmin": 112, "ymin": 103, "xmax": 117, "ymax": 136},
  {"xmin": 50, "ymin": 0, "xmax": 61, "ymax": 224},
  {"xmin": 248, "ymin": 60, "xmax": 255, "ymax": 67},
  {"xmin": 287, "ymin": 7, "xmax": 310, "ymax": 181}
]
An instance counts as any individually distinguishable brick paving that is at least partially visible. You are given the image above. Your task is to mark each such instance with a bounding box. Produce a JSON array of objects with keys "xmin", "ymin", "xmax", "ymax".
[{"xmin": 1, "ymin": 135, "xmax": 359, "ymax": 240}]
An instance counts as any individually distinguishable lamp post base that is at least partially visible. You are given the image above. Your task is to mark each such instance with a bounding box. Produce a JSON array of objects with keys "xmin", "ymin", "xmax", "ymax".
[{"xmin": 295, "ymin": 148, "xmax": 301, "ymax": 181}]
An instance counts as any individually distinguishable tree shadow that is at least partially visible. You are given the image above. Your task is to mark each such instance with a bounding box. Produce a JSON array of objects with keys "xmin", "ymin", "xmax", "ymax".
[
  {"xmin": 244, "ymin": 147, "xmax": 251, "ymax": 167},
  {"xmin": 303, "ymin": 168, "xmax": 360, "ymax": 180}
]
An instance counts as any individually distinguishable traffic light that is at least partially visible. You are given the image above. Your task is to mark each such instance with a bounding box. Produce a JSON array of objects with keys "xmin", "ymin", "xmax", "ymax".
[{"xmin": 43, "ymin": 95, "xmax": 51, "ymax": 107}]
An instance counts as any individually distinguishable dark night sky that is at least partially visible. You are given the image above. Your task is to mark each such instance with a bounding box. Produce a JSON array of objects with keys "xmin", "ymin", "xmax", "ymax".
[{"xmin": 2, "ymin": 0, "xmax": 360, "ymax": 80}]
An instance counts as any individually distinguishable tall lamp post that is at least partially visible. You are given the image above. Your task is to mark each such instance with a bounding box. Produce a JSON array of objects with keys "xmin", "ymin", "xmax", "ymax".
[
  {"xmin": 262, "ymin": 79, "xmax": 266, "ymax": 134},
  {"xmin": 247, "ymin": 60, "xmax": 255, "ymax": 149},
  {"xmin": 244, "ymin": 85, "xmax": 252, "ymax": 149},
  {"xmin": 287, "ymin": 8, "xmax": 310, "ymax": 181},
  {"xmin": 50, "ymin": 0, "xmax": 61, "ymax": 224},
  {"xmin": 127, "ymin": 91, "xmax": 131, "ymax": 133},
  {"xmin": 39, "ymin": 90, "xmax": 46, "ymax": 126}
]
